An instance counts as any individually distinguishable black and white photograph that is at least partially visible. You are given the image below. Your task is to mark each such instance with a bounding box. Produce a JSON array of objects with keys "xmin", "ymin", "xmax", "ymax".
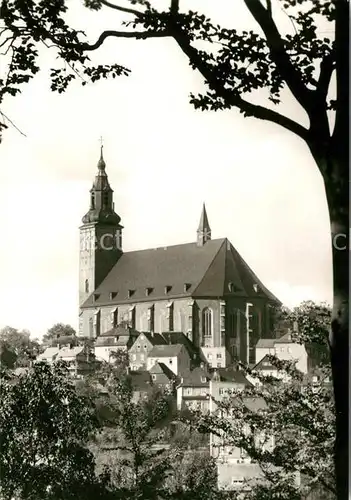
[{"xmin": 0, "ymin": 1, "xmax": 348, "ymax": 499}]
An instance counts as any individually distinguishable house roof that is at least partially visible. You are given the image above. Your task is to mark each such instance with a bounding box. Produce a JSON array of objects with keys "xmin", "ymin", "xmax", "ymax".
[
  {"xmin": 129, "ymin": 370, "xmax": 152, "ymax": 390},
  {"xmin": 161, "ymin": 332, "xmax": 200, "ymax": 359},
  {"xmin": 36, "ymin": 347, "xmax": 60, "ymax": 361},
  {"xmin": 81, "ymin": 238, "xmax": 280, "ymax": 307},
  {"xmin": 138, "ymin": 332, "xmax": 167, "ymax": 346},
  {"xmin": 149, "ymin": 362, "xmax": 176, "ymax": 380},
  {"xmin": 274, "ymin": 331, "xmax": 293, "ymax": 343},
  {"xmin": 256, "ymin": 339, "xmax": 275, "ymax": 348},
  {"xmin": 56, "ymin": 346, "xmax": 85, "ymax": 359},
  {"xmin": 179, "ymin": 366, "xmax": 210, "ymax": 387},
  {"xmin": 253, "ymin": 354, "xmax": 275, "ymax": 371},
  {"xmin": 148, "ymin": 344, "xmax": 184, "ymax": 358},
  {"xmin": 211, "ymin": 368, "xmax": 253, "ymax": 385}
]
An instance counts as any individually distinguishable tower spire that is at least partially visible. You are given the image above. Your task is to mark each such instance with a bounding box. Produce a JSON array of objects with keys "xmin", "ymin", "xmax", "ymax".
[{"xmin": 197, "ymin": 202, "xmax": 211, "ymax": 246}]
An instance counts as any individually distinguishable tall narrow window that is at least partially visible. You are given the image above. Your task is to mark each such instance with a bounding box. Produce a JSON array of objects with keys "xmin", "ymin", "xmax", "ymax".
[
  {"xmin": 220, "ymin": 301, "xmax": 226, "ymax": 347},
  {"xmin": 188, "ymin": 300, "xmax": 194, "ymax": 338},
  {"xmin": 91, "ymin": 193, "xmax": 95, "ymax": 209},
  {"xmin": 166, "ymin": 302, "xmax": 174, "ymax": 332},
  {"xmin": 85, "ymin": 279, "xmax": 89, "ymax": 293},
  {"xmin": 110, "ymin": 307, "xmax": 118, "ymax": 328},
  {"xmin": 201, "ymin": 308, "xmax": 213, "ymax": 346},
  {"xmin": 88, "ymin": 317, "xmax": 94, "ymax": 337},
  {"xmin": 147, "ymin": 305, "xmax": 154, "ymax": 332},
  {"xmin": 93, "ymin": 310, "xmax": 101, "ymax": 337},
  {"xmin": 129, "ymin": 306, "xmax": 136, "ymax": 329}
]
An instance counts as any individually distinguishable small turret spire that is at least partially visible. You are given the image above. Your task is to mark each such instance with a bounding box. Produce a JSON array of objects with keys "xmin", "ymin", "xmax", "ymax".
[
  {"xmin": 97, "ymin": 144, "xmax": 106, "ymax": 172},
  {"xmin": 197, "ymin": 202, "xmax": 211, "ymax": 246}
]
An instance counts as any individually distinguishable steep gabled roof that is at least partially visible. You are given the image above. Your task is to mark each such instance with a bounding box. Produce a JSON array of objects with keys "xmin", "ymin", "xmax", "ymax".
[
  {"xmin": 81, "ymin": 238, "xmax": 280, "ymax": 308},
  {"xmin": 211, "ymin": 368, "xmax": 253, "ymax": 385},
  {"xmin": 149, "ymin": 362, "xmax": 176, "ymax": 380},
  {"xmin": 256, "ymin": 339, "xmax": 275, "ymax": 349},
  {"xmin": 274, "ymin": 331, "xmax": 293, "ymax": 343},
  {"xmin": 148, "ymin": 344, "xmax": 184, "ymax": 358},
  {"xmin": 253, "ymin": 354, "xmax": 275, "ymax": 371},
  {"xmin": 179, "ymin": 366, "xmax": 210, "ymax": 387}
]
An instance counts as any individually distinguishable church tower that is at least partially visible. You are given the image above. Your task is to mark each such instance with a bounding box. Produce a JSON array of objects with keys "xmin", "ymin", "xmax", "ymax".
[
  {"xmin": 79, "ymin": 146, "xmax": 123, "ymax": 307},
  {"xmin": 197, "ymin": 203, "xmax": 211, "ymax": 246}
]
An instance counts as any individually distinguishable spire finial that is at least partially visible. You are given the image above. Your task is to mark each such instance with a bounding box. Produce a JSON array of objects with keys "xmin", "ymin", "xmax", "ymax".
[{"xmin": 98, "ymin": 137, "xmax": 106, "ymax": 171}]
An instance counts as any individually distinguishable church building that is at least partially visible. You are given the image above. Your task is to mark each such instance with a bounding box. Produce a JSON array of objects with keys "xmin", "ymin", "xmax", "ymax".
[{"xmin": 78, "ymin": 148, "xmax": 280, "ymax": 365}]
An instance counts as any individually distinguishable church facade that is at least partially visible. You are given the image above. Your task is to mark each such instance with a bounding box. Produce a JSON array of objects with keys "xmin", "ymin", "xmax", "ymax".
[{"xmin": 78, "ymin": 149, "xmax": 280, "ymax": 365}]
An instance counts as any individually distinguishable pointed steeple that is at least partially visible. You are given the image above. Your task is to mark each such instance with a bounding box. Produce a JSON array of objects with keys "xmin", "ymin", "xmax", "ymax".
[
  {"xmin": 81, "ymin": 146, "xmax": 121, "ymax": 226},
  {"xmin": 197, "ymin": 203, "xmax": 211, "ymax": 246}
]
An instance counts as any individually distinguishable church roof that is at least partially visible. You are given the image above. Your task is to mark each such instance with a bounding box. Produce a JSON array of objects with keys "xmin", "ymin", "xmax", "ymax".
[{"xmin": 82, "ymin": 238, "xmax": 280, "ymax": 308}]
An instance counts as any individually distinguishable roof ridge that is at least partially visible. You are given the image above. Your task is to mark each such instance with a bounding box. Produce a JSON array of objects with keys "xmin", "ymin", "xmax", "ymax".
[
  {"xmin": 192, "ymin": 239, "xmax": 227, "ymax": 296},
  {"xmin": 122, "ymin": 238, "xmax": 226, "ymax": 255}
]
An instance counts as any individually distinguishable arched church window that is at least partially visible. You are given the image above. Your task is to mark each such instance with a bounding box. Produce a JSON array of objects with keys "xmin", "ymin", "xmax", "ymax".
[
  {"xmin": 103, "ymin": 192, "xmax": 109, "ymax": 207},
  {"xmin": 202, "ymin": 307, "xmax": 213, "ymax": 345},
  {"xmin": 85, "ymin": 279, "xmax": 89, "ymax": 293}
]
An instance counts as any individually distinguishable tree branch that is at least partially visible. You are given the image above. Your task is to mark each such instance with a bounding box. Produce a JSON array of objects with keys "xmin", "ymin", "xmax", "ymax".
[
  {"xmin": 82, "ymin": 29, "xmax": 170, "ymax": 51},
  {"xmin": 100, "ymin": 0, "xmax": 143, "ymax": 16},
  {"xmin": 171, "ymin": 27, "xmax": 309, "ymax": 141},
  {"xmin": 242, "ymin": 0, "xmax": 314, "ymax": 115}
]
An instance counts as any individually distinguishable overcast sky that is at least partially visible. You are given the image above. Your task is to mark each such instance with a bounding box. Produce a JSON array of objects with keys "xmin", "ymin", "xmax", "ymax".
[{"xmin": 0, "ymin": 0, "xmax": 333, "ymax": 337}]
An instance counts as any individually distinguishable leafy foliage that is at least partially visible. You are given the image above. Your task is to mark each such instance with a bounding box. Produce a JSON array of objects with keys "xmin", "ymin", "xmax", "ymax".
[
  {"xmin": 43, "ymin": 322, "xmax": 77, "ymax": 343},
  {"xmin": 0, "ymin": 326, "xmax": 39, "ymax": 368},
  {"xmin": 0, "ymin": 361, "xmax": 110, "ymax": 500},
  {"xmin": 197, "ymin": 322, "xmax": 336, "ymax": 499}
]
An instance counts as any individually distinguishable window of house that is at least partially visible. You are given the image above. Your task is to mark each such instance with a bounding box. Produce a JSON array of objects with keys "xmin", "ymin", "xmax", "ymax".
[
  {"xmin": 201, "ymin": 307, "xmax": 213, "ymax": 345},
  {"xmin": 207, "ymin": 353, "xmax": 212, "ymax": 359},
  {"xmin": 143, "ymin": 345, "xmax": 147, "ymax": 350},
  {"xmin": 152, "ymin": 374, "xmax": 157, "ymax": 381},
  {"xmin": 169, "ymin": 359, "xmax": 173, "ymax": 364},
  {"xmin": 217, "ymin": 362, "xmax": 221, "ymax": 368},
  {"xmin": 85, "ymin": 279, "xmax": 89, "ymax": 293},
  {"xmin": 219, "ymin": 388, "xmax": 225, "ymax": 396},
  {"xmin": 185, "ymin": 387, "xmax": 193, "ymax": 396},
  {"xmin": 132, "ymin": 354, "xmax": 136, "ymax": 361},
  {"xmin": 312, "ymin": 375, "xmax": 318, "ymax": 383},
  {"xmin": 287, "ymin": 346, "xmax": 292, "ymax": 353},
  {"xmin": 137, "ymin": 344, "xmax": 141, "ymax": 350},
  {"xmin": 217, "ymin": 353, "xmax": 222, "ymax": 359},
  {"xmin": 201, "ymin": 376, "xmax": 206, "ymax": 383},
  {"xmin": 140, "ymin": 354, "xmax": 145, "ymax": 361},
  {"xmin": 280, "ymin": 347, "xmax": 285, "ymax": 352}
]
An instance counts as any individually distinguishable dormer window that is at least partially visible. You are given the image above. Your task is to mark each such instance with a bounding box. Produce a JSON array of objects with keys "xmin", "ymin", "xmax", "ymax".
[
  {"xmin": 253, "ymin": 284, "xmax": 259, "ymax": 293},
  {"xmin": 201, "ymin": 376, "xmax": 207, "ymax": 383},
  {"xmin": 184, "ymin": 283, "xmax": 191, "ymax": 292},
  {"xmin": 128, "ymin": 290, "xmax": 135, "ymax": 298},
  {"xmin": 109, "ymin": 292, "xmax": 117, "ymax": 300},
  {"xmin": 146, "ymin": 287, "xmax": 153, "ymax": 296},
  {"xmin": 165, "ymin": 285, "xmax": 172, "ymax": 294},
  {"xmin": 228, "ymin": 282, "xmax": 234, "ymax": 292}
]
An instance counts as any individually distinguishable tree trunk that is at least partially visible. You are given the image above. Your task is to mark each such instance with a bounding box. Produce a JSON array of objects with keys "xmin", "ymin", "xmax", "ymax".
[{"xmin": 324, "ymin": 155, "xmax": 349, "ymax": 500}]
